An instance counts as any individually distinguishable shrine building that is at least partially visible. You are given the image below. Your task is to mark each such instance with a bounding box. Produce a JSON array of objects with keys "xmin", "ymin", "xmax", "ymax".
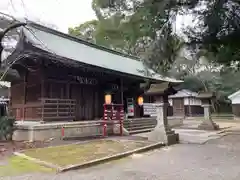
[{"xmin": 3, "ymin": 22, "xmax": 182, "ymax": 122}]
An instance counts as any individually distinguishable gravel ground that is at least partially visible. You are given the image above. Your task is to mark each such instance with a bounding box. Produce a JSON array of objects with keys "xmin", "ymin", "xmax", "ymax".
[{"xmin": 2, "ymin": 134, "xmax": 240, "ymax": 180}]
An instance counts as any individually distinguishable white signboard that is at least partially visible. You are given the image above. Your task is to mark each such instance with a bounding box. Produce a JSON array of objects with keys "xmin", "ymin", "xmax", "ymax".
[
  {"xmin": 127, "ymin": 98, "xmax": 134, "ymax": 117},
  {"xmin": 127, "ymin": 104, "xmax": 134, "ymax": 117},
  {"xmin": 143, "ymin": 103, "xmax": 157, "ymax": 117}
]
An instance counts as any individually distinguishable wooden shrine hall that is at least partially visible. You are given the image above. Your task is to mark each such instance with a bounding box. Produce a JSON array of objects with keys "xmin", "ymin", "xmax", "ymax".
[{"xmin": 3, "ymin": 22, "xmax": 181, "ymax": 122}]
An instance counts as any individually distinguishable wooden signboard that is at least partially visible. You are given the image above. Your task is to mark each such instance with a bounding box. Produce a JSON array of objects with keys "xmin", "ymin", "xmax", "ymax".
[{"xmin": 74, "ymin": 76, "xmax": 98, "ymax": 85}]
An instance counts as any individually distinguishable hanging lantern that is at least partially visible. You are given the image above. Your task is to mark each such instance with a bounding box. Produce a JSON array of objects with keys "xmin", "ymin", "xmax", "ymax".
[
  {"xmin": 138, "ymin": 96, "xmax": 144, "ymax": 106},
  {"xmin": 105, "ymin": 93, "xmax": 112, "ymax": 104}
]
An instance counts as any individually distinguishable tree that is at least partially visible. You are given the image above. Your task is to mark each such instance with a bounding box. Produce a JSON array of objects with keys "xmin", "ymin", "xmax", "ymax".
[
  {"xmin": 144, "ymin": 28, "xmax": 185, "ymax": 73},
  {"xmin": 69, "ymin": 0, "xmax": 186, "ymax": 72},
  {"xmin": 183, "ymin": 0, "xmax": 240, "ymax": 66},
  {"xmin": 68, "ymin": 20, "xmax": 98, "ymax": 43}
]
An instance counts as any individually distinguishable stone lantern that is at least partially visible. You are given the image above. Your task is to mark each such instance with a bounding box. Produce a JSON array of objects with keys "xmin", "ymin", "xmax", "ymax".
[
  {"xmin": 145, "ymin": 82, "xmax": 179, "ymax": 145},
  {"xmin": 197, "ymin": 92, "xmax": 219, "ymax": 130}
]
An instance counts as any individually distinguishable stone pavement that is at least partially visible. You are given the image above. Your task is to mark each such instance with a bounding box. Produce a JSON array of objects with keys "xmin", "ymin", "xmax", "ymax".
[
  {"xmin": 176, "ymin": 119, "xmax": 237, "ymax": 130},
  {"xmin": 2, "ymin": 133, "xmax": 240, "ymax": 180},
  {"xmin": 136, "ymin": 128, "xmax": 226, "ymax": 144},
  {"xmin": 3, "ymin": 120, "xmax": 240, "ymax": 180}
]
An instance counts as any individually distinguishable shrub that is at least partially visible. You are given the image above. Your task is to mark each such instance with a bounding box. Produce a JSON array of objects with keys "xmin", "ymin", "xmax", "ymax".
[{"xmin": 0, "ymin": 116, "xmax": 16, "ymax": 141}]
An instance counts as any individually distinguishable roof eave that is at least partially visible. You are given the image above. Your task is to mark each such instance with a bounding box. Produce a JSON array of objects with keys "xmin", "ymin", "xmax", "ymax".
[{"xmin": 228, "ymin": 90, "xmax": 240, "ymax": 100}]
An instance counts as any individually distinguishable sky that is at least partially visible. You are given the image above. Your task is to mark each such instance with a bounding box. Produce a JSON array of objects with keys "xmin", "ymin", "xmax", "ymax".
[
  {"xmin": 0, "ymin": 0, "xmax": 96, "ymax": 33},
  {"xmin": 0, "ymin": 0, "xmax": 192, "ymax": 33}
]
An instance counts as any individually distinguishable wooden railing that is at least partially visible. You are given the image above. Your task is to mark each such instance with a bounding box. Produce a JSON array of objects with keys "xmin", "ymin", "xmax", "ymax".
[
  {"xmin": 11, "ymin": 103, "xmax": 42, "ymax": 121},
  {"xmin": 11, "ymin": 98, "xmax": 76, "ymax": 121},
  {"xmin": 39, "ymin": 98, "xmax": 76, "ymax": 121}
]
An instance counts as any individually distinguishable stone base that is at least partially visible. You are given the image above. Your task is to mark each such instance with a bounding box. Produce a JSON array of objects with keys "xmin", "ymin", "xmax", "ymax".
[
  {"xmin": 13, "ymin": 121, "xmax": 107, "ymax": 141},
  {"xmin": 198, "ymin": 121, "xmax": 219, "ymax": 130},
  {"xmin": 166, "ymin": 131, "xmax": 179, "ymax": 146},
  {"xmin": 234, "ymin": 116, "xmax": 240, "ymax": 121},
  {"xmin": 148, "ymin": 127, "xmax": 179, "ymax": 145},
  {"xmin": 113, "ymin": 124, "xmax": 129, "ymax": 136}
]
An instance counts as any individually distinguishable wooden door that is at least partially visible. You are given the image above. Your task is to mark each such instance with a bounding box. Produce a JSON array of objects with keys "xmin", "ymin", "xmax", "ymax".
[
  {"xmin": 70, "ymin": 84, "xmax": 81, "ymax": 120},
  {"xmin": 82, "ymin": 87, "xmax": 94, "ymax": 120},
  {"xmin": 172, "ymin": 98, "xmax": 185, "ymax": 116}
]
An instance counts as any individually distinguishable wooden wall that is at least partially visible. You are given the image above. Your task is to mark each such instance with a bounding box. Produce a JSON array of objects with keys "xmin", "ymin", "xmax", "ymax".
[
  {"xmin": 43, "ymin": 81, "xmax": 102, "ymax": 120},
  {"xmin": 10, "ymin": 65, "xmax": 122, "ymax": 121},
  {"xmin": 232, "ymin": 104, "xmax": 240, "ymax": 117},
  {"xmin": 10, "ymin": 58, "xmax": 147, "ymax": 121},
  {"xmin": 11, "ymin": 69, "xmax": 43, "ymax": 120},
  {"xmin": 184, "ymin": 105, "xmax": 204, "ymax": 116}
]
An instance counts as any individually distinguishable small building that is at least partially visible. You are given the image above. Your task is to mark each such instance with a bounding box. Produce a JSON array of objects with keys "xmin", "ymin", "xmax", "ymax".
[
  {"xmin": 228, "ymin": 90, "xmax": 240, "ymax": 118},
  {"xmin": 168, "ymin": 89, "xmax": 203, "ymax": 117}
]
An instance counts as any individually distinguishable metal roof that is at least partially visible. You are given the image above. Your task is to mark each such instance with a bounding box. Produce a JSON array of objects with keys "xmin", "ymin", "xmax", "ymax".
[
  {"xmin": 228, "ymin": 90, "xmax": 240, "ymax": 100},
  {"xmin": 19, "ymin": 23, "xmax": 182, "ymax": 83},
  {"xmin": 145, "ymin": 82, "xmax": 170, "ymax": 95},
  {"xmin": 169, "ymin": 89, "xmax": 198, "ymax": 98}
]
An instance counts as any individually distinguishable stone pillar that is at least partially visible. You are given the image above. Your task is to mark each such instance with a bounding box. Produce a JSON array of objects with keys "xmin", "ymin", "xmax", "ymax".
[
  {"xmin": 198, "ymin": 104, "xmax": 219, "ymax": 130},
  {"xmin": 148, "ymin": 102, "xmax": 179, "ymax": 145}
]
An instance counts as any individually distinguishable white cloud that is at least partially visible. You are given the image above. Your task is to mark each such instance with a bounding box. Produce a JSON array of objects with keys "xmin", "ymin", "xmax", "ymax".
[
  {"xmin": 0, "ymin": 0, "xmax": 96, "ymax": 33},
  {"xmin": 0, "ymin": 0, "xmax": 192, "ymax": 34}
]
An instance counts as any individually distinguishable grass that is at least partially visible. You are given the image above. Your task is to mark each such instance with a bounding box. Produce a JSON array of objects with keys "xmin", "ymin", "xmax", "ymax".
[
  {"xmin": 23, "ymin": 139, "xmax": 150, "ymax": 167},
  {"xmin": 0, "ymin": 156, "xmax": 54, "ymax": 177}
]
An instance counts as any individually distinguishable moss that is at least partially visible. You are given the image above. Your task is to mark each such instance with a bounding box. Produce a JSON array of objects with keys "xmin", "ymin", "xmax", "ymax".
[
  {"xmin": 0, "ymin": 156, "xmax": 54, "ymax": 177},
  {"xmin": 23, "ymin": 139, "xmax": 150, "ymax": 167}
]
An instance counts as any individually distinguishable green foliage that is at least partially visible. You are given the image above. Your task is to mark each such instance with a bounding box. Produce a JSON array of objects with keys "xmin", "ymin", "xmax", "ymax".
[
  {"xmin": 68, "ymin": 20, "xmax": 98, "ymax": 43},
  {"xmin": 88, "ymin": 0, "xmax": 240, "ymax": 67},
  {"xmin": 69, "ymin": 0, "xmax": 185, "ymax": 73},
  {"xmin": 0, "ymin": 116, "xmax": 16, "ymax": 141},
  {"xmin": 184, "ymin": 0, "xmax": 240, "ymax": 66},
  {"xmin": 145, "ymin": 32, "xmax": 185, "ymax": 73},
  {"xmin": 68, "ymin": 0, "xmax": 240, "ymax": 102}
]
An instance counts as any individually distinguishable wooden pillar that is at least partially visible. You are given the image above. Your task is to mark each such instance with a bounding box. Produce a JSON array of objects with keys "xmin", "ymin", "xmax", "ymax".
[
  {"xmin": 189, "ymin": 105, "xmax": 192, "ymax": 117},
  {"xmin": 120, "ymin": 78, "xmax": 124, "ymax": 104},
  {"xmin": 22, "ymin": 71, "xmax": 27, "ymax": 121},
  {"xmin": 41, "ymin": 79, "xmax": 45, "ymax": 99},
  {"xmin": 66, "ymin": 83, "xmax": 70, "ymax": 99},
  {"xmin": 40, "ymin": 65, "xmax": 45, "ymax": 122}
]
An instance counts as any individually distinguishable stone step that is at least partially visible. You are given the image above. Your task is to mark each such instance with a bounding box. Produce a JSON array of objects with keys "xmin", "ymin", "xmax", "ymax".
[
  {"xmin": 128, "ymin": 128, "xmax": 153, "ymax": 134},
  {"xmin": 124, "ymin": 119, "xmax": 156, "ymax": 123},
  {"xmin": 125, "ymin": 124, "xmax": 156, "ymax": 131},
  {"xmin": 123, "ymin": 119, "xmax": 156, "ymax": 123},
  {"xmin": 123, "ymin": 121, "xmax": 156, "ymax": 127},
  {"xmin": 124, "ymin": 125, "xmax": 156, "ymax": 130}
]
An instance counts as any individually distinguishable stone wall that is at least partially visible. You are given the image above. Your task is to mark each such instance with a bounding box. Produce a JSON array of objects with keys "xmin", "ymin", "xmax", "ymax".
[{"xmin": 13, "ymin": 121, "xmax": 112, "ymax": 141}]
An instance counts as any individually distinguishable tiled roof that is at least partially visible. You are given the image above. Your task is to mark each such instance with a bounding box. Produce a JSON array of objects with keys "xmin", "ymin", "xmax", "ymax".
[{"xmin": 20, "ymin": 22, "xmax": 182, "ymax": 83}]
